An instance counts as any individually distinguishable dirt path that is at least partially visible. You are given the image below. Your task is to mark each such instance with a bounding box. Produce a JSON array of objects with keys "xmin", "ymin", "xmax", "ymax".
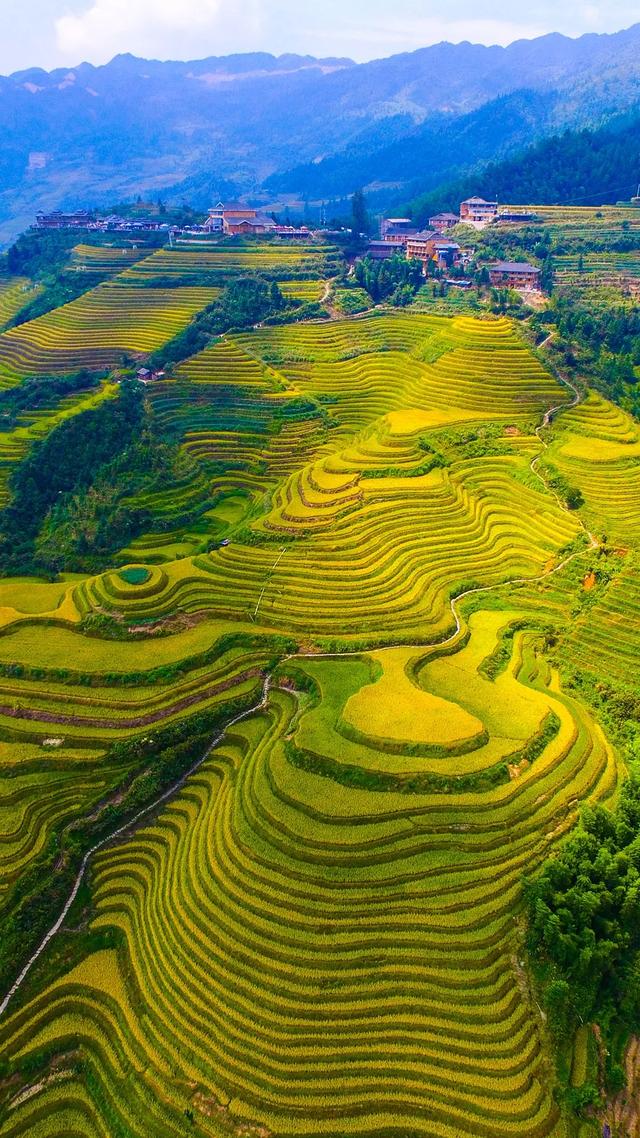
[
  {"xmin": 320, "ymin": 278, "xmax": 342, "ymax": 320},
  {"xmin": 0, "ymin": 677, "xmax": 272, "ymax": 1018},
  {"xmin": 606, "ymin": 1035, "xmax": 640, "ymax": 1137}
]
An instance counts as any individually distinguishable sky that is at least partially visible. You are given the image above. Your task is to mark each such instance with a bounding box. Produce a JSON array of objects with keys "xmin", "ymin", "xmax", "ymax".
[{"xmin": 2, "ymin": 0, "xmax": 638, "ymax": 75}]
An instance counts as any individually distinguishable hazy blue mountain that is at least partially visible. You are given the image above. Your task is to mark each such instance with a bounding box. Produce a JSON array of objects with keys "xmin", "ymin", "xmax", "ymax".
[
  {"xmin": 264, "ymin": 89, "xmax": 559, "ymax": 199},
  {"xmin": 0, "ymin": 24, "xmax": 639, "ymax": 243}
]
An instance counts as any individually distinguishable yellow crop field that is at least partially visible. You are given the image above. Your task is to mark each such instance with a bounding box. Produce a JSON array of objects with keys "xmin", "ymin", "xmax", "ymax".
[
  {"xmin": 69, "ymin": 242, "xmax": 150, "ymax": 276},
  {"xmin": 545, "ymin": 392, "xmax": 640, "ymax": 542},
  {"xmin": 116, "ymin": 241, "xmax": 337, "ymax": 283},
  {"xmin": 342, "ymin": 645, "xmax": 485, "ymax": 747},
  {"xmin": 0, "ymin": 278, "xmax": 41, "ymax": 331},
  {"xmin": 0, "ymin": 284, "xmax": 217, "ymax": 384},
  {"xmin": 0, "ymin": 304, "xmax": 632, "ymax": 1138}
]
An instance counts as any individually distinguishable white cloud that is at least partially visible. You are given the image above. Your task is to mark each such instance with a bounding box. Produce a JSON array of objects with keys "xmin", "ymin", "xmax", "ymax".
[
  {"xmin": 46, "ymin": 0, "xmax": 639, "ymax": 69},
  {"xmin": 316, "ymin": 16, "xmax": 548, "ymax": 57},
  {"xmin": 55, "ymin": 0, "xmax": 263, "ymax": 63},
  {"xmin": 582, "ymin": 5, "xmax": 606, "ymax": 29}
]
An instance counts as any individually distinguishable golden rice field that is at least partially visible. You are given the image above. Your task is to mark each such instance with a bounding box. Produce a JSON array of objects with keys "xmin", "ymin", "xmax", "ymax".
[
  {"xmin": 0, "ymin": 304, "xmax": 632, "ymax": 1138},
  {"xmin": 69, "ymin": 243, "xmax": 151, "ymax": 276},
  {"xmin": 0, "ymin": 285, "xmax": 217, "ymax": 385},
  {"xmin": 545, "ymin": 391, "xmax": 640, "ymax": 544},
  {"xmin": 0, "ymin": 278, "xmax": 41, "ymax": 331},
  {"xmin": 116, "ymin": 242, "xmax": 337, "ymax": 283}
]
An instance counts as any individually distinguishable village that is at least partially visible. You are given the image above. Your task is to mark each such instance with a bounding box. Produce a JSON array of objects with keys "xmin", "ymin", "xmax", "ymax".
[
  {"xmin": 366, "ymin": 198, "xmax": 542, "ymax": 292},
  {"xmin": 35, "ymin": 194, "xmax": 546, "ymax": 296}
]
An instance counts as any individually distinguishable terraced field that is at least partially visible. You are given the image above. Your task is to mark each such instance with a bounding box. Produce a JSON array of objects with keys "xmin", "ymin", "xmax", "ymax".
[
  {"xmin": 0, "ymin": 285, "xmax": 217, "ymax": 384},
  {"xmin": 0, "ymin": 278, "xmax": 41, "ymax": 331},
  {"xmin": 555, "ymin": 252, "xmax": 640, "ymax": 289},
  {"xmin": 117, "ymin": 242, "xmax": 337, "ymax": 284},
  {"xmin": 568, "ymin": 554, "xmax": 640, "ymax": 688},
  {"xmin": 503, "ymin": 203, "xmax": 640, "ymax": 241},
  {"xmin": 545, "ymin": 391, "xmax": 640, "ymax": 543},
  {"xmin": 70, "ymin": 243, "xmax": 150, "ymax": 277},
  {"xmin": 0, "ymin": 308, "xmax": 631, "ymax": 1138}
]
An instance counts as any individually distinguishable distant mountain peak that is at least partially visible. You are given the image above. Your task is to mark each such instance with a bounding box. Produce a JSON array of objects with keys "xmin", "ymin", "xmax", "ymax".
[{"xmin": 0, "ymin": 24, "xmax": 638, "ymax": 246}]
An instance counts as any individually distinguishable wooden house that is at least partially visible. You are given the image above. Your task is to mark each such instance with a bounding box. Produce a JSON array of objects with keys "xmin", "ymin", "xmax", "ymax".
[{"xmin": 489, "ymin": 262, "xmax": 542, "ymax": 290}]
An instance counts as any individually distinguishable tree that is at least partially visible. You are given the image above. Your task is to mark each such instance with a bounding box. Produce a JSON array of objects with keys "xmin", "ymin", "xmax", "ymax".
[
  {"xmin": 527, "ymin": 773, "xmax": 640, "ymax": 1046},
  {"xmin": 351, "ymin": 189, "xmax": 370, "ymax": 238}
]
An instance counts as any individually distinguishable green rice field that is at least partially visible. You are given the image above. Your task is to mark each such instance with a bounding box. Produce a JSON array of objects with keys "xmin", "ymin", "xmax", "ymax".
[{"xmin": 0, "ymin": 281, "xmax": 633, "ymax": 1138}]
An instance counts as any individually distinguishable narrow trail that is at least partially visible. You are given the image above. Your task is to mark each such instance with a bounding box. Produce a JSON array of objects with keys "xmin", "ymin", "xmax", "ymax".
[
  {"xmin": 253, "ymin": 546, "xmax": 288, "ymax": 621},
  {"xmin": 0, "ymin": 678, "xmax": 272, "ymax": 1018},
  {"xmin": 0, "ymin": 353, "xmax": 594, "ymax": 1019}
]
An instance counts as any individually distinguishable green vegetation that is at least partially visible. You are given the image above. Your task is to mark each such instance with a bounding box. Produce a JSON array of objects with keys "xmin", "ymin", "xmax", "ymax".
[
  {"xmin": 0, "ymin": 370, "xmax": 102, "ymax": 428},
  {"xmin": 527, "ymin": 773, "xmax": 640, "ymax": 1099},
  {"xmin": 534, "ymin": 291, "xmax": 640, "ymax": 415},
  {"xmin": 408, "ymin": 113, "xmax": 640, "ymax": 225},
  {"xmin": 353, "ymin": 251, "xmax": 424, "ymax": 304},
  {"xmin": 118, "ymin": 567, "xmax": 151, "ymax": 586},
  {"xmin": 0, "ymin": 379, "xmax": 146, "ymax": 573}
]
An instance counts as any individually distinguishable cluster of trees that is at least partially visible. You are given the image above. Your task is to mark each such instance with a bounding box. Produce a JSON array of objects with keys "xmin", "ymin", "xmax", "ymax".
[
  {"xmin": 542, "ymin": 465, "xmax": 585, "ymax": 510},
  {"xmin": 0, "ymin": 378, "xmax": 213, "ymax": 575},
  {"xmin": 34, "ymin": 431, "xmax": 191, "ymax": 572},
  {"xmin": 533, "ymin": 294, "xmax": 640, "ymax": 413},
  {"xmin": 353, "ymin": 254, "xmax": 424, "ymax": 305},
  {"xmin": 351, "ymin": 189, "xmax": 372, "ymax": 238},
  {"xmin": 0, "ymin": 379, "xmax": 146, "ymax": 574},
  {"xmin": 6, "ymin": 228, "xmax": 84, "ymax": 279},
  {"xmin": 0, "ymin": 369, "xmax": 101, "ymax": 428},
  {"xmin": 551, "ymin": 297, "xmax": 640, "ymax": 366},
  {"xmin": 149, "ymin": 277, "xmax": 288, "ymax": 369},
  {"xmin": 527, "ymin": 773, "xmax": 640, "ymax": 1093}
]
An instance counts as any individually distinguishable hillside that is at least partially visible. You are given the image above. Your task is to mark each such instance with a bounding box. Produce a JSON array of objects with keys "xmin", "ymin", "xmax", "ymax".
[
  {"xmin": 0, "ymin": 23, "xmax": 640, "ymax": 242},
  {"xmin": 0, "ymin": 226, "xmax": 638, "ymax": 1136},
  {"xmin": 404, "ymin": 112, "xmax": 640, "ymax": 224}
]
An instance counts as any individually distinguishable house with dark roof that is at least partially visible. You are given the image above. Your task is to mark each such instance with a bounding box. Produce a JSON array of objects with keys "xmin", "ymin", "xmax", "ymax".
[
  {"xmin": 405, "ymin": 231, "xmax": 437, "ymax": 262},
  {"xmin": 367, "ymin": 240, "xmax": 397, "ymax": 260},
  {"xmin": 380, "ymin": 218, "xmax": 419, "ymax": 245},
  {"xmin": 429, "ymin": 212, "xmax": 459, "ymax": 232},
  {"xmin": 489, "ymin": 262, "xmax": 542, "ymax": 290}
]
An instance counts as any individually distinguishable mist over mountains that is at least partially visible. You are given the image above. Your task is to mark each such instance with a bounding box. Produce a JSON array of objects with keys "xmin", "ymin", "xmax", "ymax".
[{"xmin": 0, "ymin": 22, "xmax": 639, "ymax": 243}]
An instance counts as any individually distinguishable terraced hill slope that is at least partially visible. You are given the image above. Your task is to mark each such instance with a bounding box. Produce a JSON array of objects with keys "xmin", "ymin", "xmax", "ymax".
[
  {"xmin": 0, "ymin": 307, "xmax": 631, "ymax": 1138},
  {"xmin": 0, "ymin": 284, "xmax": 217, "ymax": 386}
]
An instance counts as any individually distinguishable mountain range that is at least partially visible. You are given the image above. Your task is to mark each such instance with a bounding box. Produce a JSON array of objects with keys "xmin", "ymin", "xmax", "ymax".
[{"xmin": 0, "ymin": 23, "xmax": 639, "ymax": 244}]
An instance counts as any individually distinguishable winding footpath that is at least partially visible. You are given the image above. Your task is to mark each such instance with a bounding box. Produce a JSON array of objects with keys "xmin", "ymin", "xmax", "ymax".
[
  {"xmin": 0, "ymin": 678, "xmax": 272, "ymax": 1017},
  {"xmin": 0, "ymin": 352, "xmax": 595, "ymax": 1017}
]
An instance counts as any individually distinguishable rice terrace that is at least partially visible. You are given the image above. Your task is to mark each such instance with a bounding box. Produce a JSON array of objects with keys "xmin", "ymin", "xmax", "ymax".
[{"xmin": 0, "ymin": 201, "xmax": 638, "ymax": 1138}]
